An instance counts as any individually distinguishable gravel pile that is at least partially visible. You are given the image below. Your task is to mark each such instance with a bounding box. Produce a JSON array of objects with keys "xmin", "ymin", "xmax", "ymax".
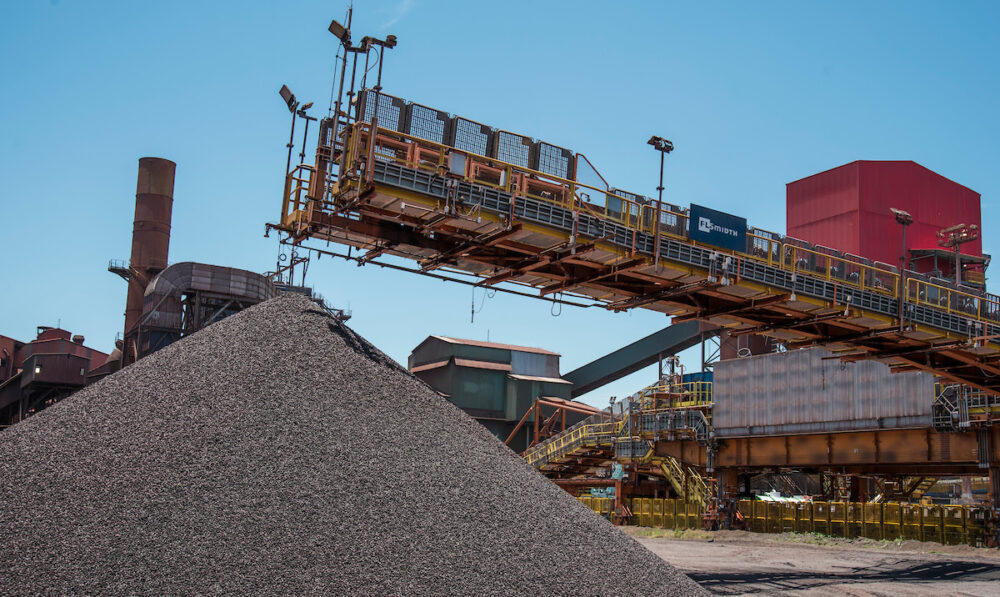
[{"xmin": 0, "ymin": 294, "xmax": 706, "ymax": 596}]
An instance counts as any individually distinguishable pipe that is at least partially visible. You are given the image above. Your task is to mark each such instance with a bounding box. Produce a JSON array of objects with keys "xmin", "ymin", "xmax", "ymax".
[{"xmin": 123, "ymin": 157, "xmax": 175, "ymax": 364}]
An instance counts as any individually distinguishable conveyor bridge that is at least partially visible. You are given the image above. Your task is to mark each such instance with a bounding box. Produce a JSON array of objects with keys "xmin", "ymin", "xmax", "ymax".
[{"xmin": 275, "ymin": 110, "xmax": 1000, "ymax": 393}]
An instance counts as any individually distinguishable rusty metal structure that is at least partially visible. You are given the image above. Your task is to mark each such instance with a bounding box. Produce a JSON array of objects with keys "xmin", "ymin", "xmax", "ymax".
[
  {"xmin": 0, "ymin": 328, "xmax": 110, "ymax": 427},
  {"xmin": 110, "ymin": 158, "xmax": 279, "ymax": 364},
  {"xmin": 117, "ymin": 157, "xmax": 175, "ymax": 366},
  {"xmin": 271, "ymin": 85, "xmax": 1000, "ymax": 395},
  {"xmin": 267, "ymin": 19, "xmax": 1000, "ymax": 543}
]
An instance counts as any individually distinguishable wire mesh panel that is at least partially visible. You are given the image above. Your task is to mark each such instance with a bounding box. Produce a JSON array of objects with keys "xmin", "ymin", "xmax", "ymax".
[
  {"xmin": 921, "ymin": 505, "xmax": 943, "ymax": 543},
  {"xmin": 863, "ymin": 503, "xmax": 883, "ymax": 540},
  {"xmin": 663, "ymin": 499, "xmax": 676, "ymax": 529},
  {"xmin": 795, "ymin": 502, "xmax": 813, "ymax": 533},
  {"xmin": 780, "ymin": 503, "xmax": 797, "ymax": 533},
  {"xmin": 812, "ymin": 501, "xmax": 830, "ymax": 535},
  {"xmin": 449, "ymin": 117, "xmax": 493, "ymax": 156},
  {"xmin": 493, "ymin": 130, "xmax": 533, "ymax": 168},
  {"xmin": 406, "ymin": 102, "xmax": 451, "ymax": 145},
  {"xmin": 882, "ymin": 503, "xmax": 901, "ymax": 540},
  {"xmin": 357, "ymin": 89, "xmax": 408, "ymax": 133},
  {"xmin": 901, "ymin": 504, "xmax": 922, "ymax": 540},
  {"xmin": 942, "ymin": 505, "xmax": 966, "ymax": 545},
  {"xmin": 652, "ymin": 498, "xmax": 664, "ymax": 528},
  {"xmin": 533, "ymin": 141, "xmax": 574, "ymax": 179}
]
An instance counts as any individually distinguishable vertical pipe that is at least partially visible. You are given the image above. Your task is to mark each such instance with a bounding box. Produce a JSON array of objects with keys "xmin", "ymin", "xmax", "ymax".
[{"xmin": 123, "ymin": 157, "xmax": 175, "ymax": 365}]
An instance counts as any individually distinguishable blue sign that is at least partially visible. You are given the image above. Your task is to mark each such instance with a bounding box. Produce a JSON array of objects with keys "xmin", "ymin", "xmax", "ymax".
[{"xmin": 688, "ymin": 203, "xmax": 747, "ymax": 252}]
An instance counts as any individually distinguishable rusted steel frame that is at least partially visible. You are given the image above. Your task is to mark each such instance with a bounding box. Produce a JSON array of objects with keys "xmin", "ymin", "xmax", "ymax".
[
  {"xmin": 606, "ymin": 280, "xmax": 719, "ymax": 312},
  {"xmin": 539, "ymin": 257, "xmax": 648, "ymax": 296},
  {"xmin": 728, "ymin": 310, "xmax": 859, "ymax": 336},
  {"xmin": 418, "ymin": 225, "xmax": 523, "ymax": 272},
  {"xmin": 358, "ymin": 242, "xmax": 395, "ymax": 264},
  {"xmin": 890, "ymin": 354, "xmax": 1000, "ymax": 394},
  {"xmin": 534, "ymin": 397, "xmax": 599, "ymax": 417},
  {"xmin": 938, "ymin": 349, "xmax": 1000, "ymax": 377},
  {"xmin": 553, "ymin": 478, "xmax": 617, "ymax": 487},
  {"xmin": 312, "ymin": 212, "xmax": 453, "ymax": 253},
  {"xmin": 785, "ymin": 327, "xmax": 905, "ymax": 350},
  {"xmin": 671, "ymin": 294, "xmax": 790, "ymax": 323},
  {"xmin": 504, "ymin": 399, "xmax": 540, "ymax": 448}
]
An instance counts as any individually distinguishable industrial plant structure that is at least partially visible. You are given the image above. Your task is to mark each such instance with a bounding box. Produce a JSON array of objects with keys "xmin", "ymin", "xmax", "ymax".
[{"xmin": 266, "ymin": 26, "xmax": 1000, "ymax": 545}]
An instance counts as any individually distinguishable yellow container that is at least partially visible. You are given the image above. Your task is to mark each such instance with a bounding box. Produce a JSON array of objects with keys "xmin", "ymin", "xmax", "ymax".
[
  {"xmin": 663, "ymin": 499, "xmax": 676, "ymax": 529},
  {"xmin": 675, "ymin": 502, "xmax": 688, "ymax": 530},
  {"xmin": 861, "ymin": 502, "xmax": 882, "ymax": 540},
  {"xmin": 738, "ymin": 499, "xmax": 753, "ymax": 522},
  {"xmin": 921, "ymin": 505, "xmax": 943, "ymax": 543},
  {"xmin": 901, "ymin": 503, "xmax": 922, "ymax": 540},
  {"xmin": 766, "ymin": 502, "xmax": 781, "ymax": 534},
  {"xmin": 967, "ymin": 508, "xmax": 987, "ymax": 547},
  {"xmin": 639, "ymin": 498, "xmax": 652, "ymax": 527},
  {"xmin": 686, "ymin": 502, "xmax": 703, "ymax": 530},
  {"xmin": 751, "ymin": 501, "xmax": 768, "ymax": 533},
  {"xmin": 829, "ymin": 502, "xmax": 847, "ymax": 537},
  {"xmin": 652, "ymin": 498, "xmax": 664, "ymax": 528},
  {"xmin": 846, "ymin": 502, "xmax": 864, "ymax": 539},
  {"xmin": 882, "ymin": 503, "xmax": 902, "ymax": 540},
  {"xmin": 941, "ymin": 505, "xmax": 966, "ymax": 546},
  {"xmin": 780, "ymin": 503, "xmax": 797, "ymax": 533},
  {"xmin": 812, "ymin": 501, "xmax": 830, "ymax": 535},
  {"xmin": 795, "ymin": 502, "xmax": 813, "ymax": 533}
]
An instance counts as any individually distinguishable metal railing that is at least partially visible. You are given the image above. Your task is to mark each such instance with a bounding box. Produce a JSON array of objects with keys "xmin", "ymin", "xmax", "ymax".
[{"xmin": 293, "ymin": 121, "xmax": 1000, "ymax": 348}]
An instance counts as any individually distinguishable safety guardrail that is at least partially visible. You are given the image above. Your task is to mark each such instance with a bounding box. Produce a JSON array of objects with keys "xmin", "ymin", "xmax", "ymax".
[
  {"xmin": 296, "ymin": 121, "xmax": 1000, "ymax": 348},
  {"xmin": 578, "ymin": 497, "xmax": 993, "ymax": 547}
]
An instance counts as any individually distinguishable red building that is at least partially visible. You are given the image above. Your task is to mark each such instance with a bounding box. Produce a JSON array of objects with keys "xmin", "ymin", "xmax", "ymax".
[
  {"xmin": 787, "ymin": 161, "xmax": 986, "ymax": 286},
  {"xmin": 0, "ymin": 327, "xmax": 111, "ymax": 427}
]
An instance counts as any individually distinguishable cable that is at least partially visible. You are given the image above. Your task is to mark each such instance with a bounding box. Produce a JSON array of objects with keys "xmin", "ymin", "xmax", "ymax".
[{"xmin": 550, "ymin": 293, "xmax": 563, "ymax": 317}]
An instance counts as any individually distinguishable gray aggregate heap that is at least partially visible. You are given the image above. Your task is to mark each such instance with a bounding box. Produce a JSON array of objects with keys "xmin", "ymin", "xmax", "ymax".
[{"xmin": 0, "ymin": 294, "xmax": 707, "ymax": 596}]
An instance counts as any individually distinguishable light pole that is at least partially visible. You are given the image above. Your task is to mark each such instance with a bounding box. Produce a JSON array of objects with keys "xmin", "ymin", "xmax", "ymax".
[
  {"xmin": 647, "ymin": 135, "xmax": 674, "ymax": 205},
  {"xmin": 647, "ymin": 135, "xmax": 674, "ymax": 266},
  {"xmin": 890, "ymin": 208, "xmax": 913, "ymax": 272},
  {"xmin": 937, "ymin": 223, "xmax": 980, "ymax": 288}
]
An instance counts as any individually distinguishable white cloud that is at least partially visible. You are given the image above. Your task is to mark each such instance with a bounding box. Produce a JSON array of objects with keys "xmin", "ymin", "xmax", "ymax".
[{"xmin": 381, "ymin": 0, "xmax": 415, "ymax": 29}]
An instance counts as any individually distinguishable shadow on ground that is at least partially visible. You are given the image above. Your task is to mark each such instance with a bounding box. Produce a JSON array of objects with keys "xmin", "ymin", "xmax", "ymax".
[{"xmin": 689, "ymin": 558, "xmax": 1000, "ymax": 594}]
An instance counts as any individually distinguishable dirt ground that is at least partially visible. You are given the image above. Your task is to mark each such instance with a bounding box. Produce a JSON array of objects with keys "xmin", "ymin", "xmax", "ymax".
[{"xmin": 625, "ymin": 527, "xmax": 1000, "ymax": 596}]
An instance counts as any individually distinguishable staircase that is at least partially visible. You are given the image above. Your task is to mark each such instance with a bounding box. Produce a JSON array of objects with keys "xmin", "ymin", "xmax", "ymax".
[{"xmin": 657, "ymin": 457, "xmax": 713, "ymax": 509}]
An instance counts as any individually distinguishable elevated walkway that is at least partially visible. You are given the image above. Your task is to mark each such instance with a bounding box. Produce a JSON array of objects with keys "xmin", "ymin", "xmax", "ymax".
[{"xmin": 277, "ymin": 119, "xmax": 1000, "ymax": 394}]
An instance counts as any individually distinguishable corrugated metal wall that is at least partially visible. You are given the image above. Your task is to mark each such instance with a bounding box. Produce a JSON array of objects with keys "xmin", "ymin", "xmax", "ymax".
[
  {"xmin": 787, "ymin": 161, "xmax": 982, "ymax": 271},
  {"xmin": 713, "ymin": 347, "xmax": 933, "ymax": 437},
  {"xmin": 510, "ymin": 350, "xmax": 559, "ymax": 377}
]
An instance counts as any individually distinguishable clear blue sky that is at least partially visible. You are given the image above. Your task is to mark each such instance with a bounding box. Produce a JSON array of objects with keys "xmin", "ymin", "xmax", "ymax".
[{"xmin": 2, "ymin": 1, "xmax": 997, "ymax": 406}]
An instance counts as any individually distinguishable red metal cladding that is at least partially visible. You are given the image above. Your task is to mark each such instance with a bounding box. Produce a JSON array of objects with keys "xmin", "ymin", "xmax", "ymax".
[{"xmin": 787, "ymin": 161, "xmax": 982, "ymax": 275}]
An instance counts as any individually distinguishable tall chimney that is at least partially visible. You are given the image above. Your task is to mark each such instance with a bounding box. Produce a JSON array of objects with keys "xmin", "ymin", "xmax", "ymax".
[{"xmin": 122, "ymin": 157, "xmax": 175, "ymax": 365}]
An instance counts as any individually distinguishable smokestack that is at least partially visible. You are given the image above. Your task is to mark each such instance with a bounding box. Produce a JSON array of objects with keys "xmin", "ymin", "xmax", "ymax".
[{"xmin": 123, "ymin": 157, "xmax": 175, "ymax": 365}]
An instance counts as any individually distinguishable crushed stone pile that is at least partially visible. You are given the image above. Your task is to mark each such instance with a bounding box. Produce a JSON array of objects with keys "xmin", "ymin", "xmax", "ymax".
[{"xmin": 0, "ymin": 294, "xmax": 706, "ymax": 596}]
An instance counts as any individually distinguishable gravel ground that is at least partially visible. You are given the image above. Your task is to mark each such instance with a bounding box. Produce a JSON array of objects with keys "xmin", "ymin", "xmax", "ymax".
[
  {"xmin": 0, "ymin": 294, "xmax": 705, "ymax": 596},
  {"xmin": 629, "ymin": 528, "xmax": 1000, "ymax": 596}
]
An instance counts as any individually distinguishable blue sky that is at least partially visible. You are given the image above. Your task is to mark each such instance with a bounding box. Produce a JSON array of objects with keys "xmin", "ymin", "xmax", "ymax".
[{"xmin": 2, "ymin": 1, "xmax": 997, "ymax": 406}]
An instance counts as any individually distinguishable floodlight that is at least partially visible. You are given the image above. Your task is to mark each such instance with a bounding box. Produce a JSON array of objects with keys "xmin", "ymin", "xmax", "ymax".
[
  {"xmin": 647, "ymin": 135, "xmax": 674, "ymax": 153},
  {"xmin": 328, "ymin": 19, "xmax": 351, "ymax": 45},
  {"xmin": 890, "ymin": 208, "xmax": 913, "ymax": 227},
  {"xmin": 279, "ymin": 85, "xmax": 297, "ymax": 113}
]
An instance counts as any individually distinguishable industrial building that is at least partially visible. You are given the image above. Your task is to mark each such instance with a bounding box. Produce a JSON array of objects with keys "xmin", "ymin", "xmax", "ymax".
[
  {"xmin": 0, "ymin": 328, "xmax": 111, "ymax": 427},
  {"xmin": 0, "ymin": 158, "xmax": 283, "ymax": 427},
  {"xmin": 787, "ymin": 160, "xmax": 987, "ymax": 287},
  {"xmin": 408, "ymin": 335, "xmax": 584, "ymax": 450}
]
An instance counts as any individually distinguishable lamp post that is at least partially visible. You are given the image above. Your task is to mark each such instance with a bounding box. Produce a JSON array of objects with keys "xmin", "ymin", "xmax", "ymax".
[
  {"xmin": 890, "ymin": 208, "xmax": 913, "ymax": 272},
  {"xmin": 937, "ymin": 223, "xmax": 980, "ymax": 288},
  {"xmin": 647, "ymin": 135, "xmax": 674, "ymax": 266}
]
